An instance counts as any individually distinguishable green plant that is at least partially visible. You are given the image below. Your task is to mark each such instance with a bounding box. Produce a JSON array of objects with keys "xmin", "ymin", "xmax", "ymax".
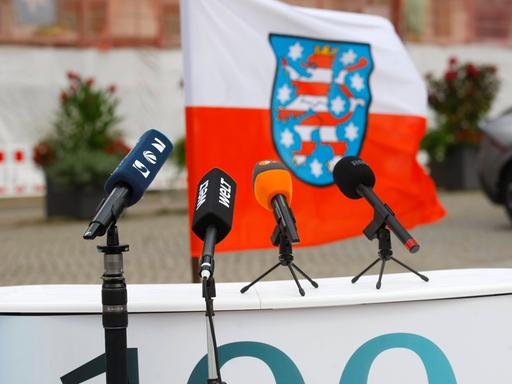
[
  {"xmin": 170, "ymin": 136, "xmax": 186, "ymax": 170},
  {"xmin": 422, "ymin": 57, "xmax": 499, "ymax": 161},
  {"xmin": 34, "ymin": 72, "xmax": 130, "ymax": 188}
]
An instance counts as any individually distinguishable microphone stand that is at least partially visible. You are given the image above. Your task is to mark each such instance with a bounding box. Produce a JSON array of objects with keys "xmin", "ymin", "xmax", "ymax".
[
  {"xmin": 202, "ymin": 276, "xmax": 226, "ymax": 384},
  {"xmin": 97, "ymin": 224, "xmax": 129, "ymax": 384},
  {"xmin": 352, "ymin": 205, "xmax": 429, "ymax": 289},
  {"xmin": 240, "ymin": 225, "xmax": 318, "ymax": 296},
  {"xmin": 200, "ymin": 226, "xmax": 226, "ymax": 384}
]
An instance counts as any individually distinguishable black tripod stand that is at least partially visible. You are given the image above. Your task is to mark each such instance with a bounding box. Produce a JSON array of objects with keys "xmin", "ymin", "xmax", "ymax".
[
  {"xmin": 97, "ymin": 225, "xmax": 129, "ymax": 384},
  {"xmin": 240, "ymin": 225, "xmax": 318, "ymax": 296},
  {"xmin": 352, "ymin": 208, "xmax": 429, "ymax": 290}
]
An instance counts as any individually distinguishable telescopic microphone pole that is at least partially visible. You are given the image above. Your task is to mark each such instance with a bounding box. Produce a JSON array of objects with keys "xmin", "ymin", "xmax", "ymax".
[
  {"xmin": 97, "ymin": 225, "xmax": 129, "ymax": 384},
  {"xmin": 192, "ymin": 168, "xmax": 237, "ymax": 384},
  {"xmin": 201, "ymin": 226, "xmax": 225, "ymax": 384},
  {"xmin": 83, "ymin": 129, "xmax": 173, "ymax": 384}
]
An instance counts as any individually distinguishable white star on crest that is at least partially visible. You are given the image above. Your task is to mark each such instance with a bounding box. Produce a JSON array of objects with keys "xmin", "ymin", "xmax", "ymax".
[
  {"xmin": 280, "ymin": 129, "xmax": 294, "ymax": 148},
  {"xmin": 277, "ymin": 84, "xmax": 292, "ymax": 104},
  {"xmin": 345, "ymin": 123, "xmax": 359, "ymax": 142},
  {"xmin": 23, "ymin": 0, "xmax": 49, "ymax": 12},
  {"xmin": 350, "ymin": 73, "xmax": 365, "ymax": 92},
  {"xmin": 327, "ymin": 156, "xmax": 342, "ymax": 173},
  {"xmin": 288, "ymin": 42, "xmax": 304, "ymax": 61},
  {"xmin": 330, "ymin": 96, "xmax": 346, "ymax": 115},
  {"xmin": 310, "ymin": 158, "xmax": 323, "ymax": 178},
  {"xmin": 340, "ymin": 49, "xmax": 357, "ymax": 66}
]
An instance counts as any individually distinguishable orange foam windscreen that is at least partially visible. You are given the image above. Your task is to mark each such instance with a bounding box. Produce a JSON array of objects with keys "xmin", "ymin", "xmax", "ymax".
[{"xmin": 252, "ymin": 160, "xmax": 293, "ymax": 211}]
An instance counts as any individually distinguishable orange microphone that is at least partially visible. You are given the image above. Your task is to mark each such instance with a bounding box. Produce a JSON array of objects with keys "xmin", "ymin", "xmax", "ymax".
[
  {"xmin": 253, "ymin": 160, "xmax": 299, "ymax": 243},
  {"xmin": 242, "ymin": 160, "xmax": 318, "ymax": 296}
]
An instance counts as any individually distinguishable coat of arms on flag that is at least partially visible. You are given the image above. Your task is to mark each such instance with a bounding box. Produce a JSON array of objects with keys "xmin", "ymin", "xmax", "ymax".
[{"xmin": 270, "ymin": 34, "xmax": 374, "ymax": 186}]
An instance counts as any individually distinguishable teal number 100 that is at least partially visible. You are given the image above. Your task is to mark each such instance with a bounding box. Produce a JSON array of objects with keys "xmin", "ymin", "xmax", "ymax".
[{"xmin": 61, "ymin": 333, "xmax": 457, "ymax": 383}]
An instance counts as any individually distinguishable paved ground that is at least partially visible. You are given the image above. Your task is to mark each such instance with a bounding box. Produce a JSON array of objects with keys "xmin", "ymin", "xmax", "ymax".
[{"xmin": 0, "ymin": 190, "xmax": 511, "ymax": 286}]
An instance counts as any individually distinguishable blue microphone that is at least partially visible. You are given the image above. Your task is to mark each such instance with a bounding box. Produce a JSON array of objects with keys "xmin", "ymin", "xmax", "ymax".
[{"xmin": 84, "ymin": 129, "xmax": 173, "ymax": 239}]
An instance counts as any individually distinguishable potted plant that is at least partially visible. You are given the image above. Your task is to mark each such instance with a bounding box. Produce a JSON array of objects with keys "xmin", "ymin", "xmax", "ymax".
[
  {"xmin": 33, "ymin": 71, "xmax": 130, "ymax": 219},
  {"xmin": 422, "ymin": 57, "xmax": 499, "ymax": 190}
]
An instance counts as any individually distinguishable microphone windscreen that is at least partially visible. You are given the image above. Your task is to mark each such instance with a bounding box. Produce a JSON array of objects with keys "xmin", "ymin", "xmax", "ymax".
[
  {"xmin": 332, "ymin": 156, "xmax": 376, "ymax": 199},
  {"xmin": 192, "ymin": 168, "xmax": 237, "ymax": 243},
  {"xmin": 253, "ymin": 161, "xmax": 292, "ymax": 211},
  {"xmin": 104, "ymin": 129, "xmax": 173, "ymax": 206}
]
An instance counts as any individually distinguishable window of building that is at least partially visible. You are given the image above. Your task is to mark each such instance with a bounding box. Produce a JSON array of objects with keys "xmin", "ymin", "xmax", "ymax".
[{"xmin": 473, "ymin": 0, "xmax": 511, "ymax": 41}]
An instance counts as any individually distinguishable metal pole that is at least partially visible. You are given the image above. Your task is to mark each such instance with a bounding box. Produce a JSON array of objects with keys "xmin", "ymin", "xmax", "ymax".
[
  {"xmin": 391, "ymin": 0, "xmax": 404, "ymax": 37},
  {"xmin": 100, "ymin": 226, "xmax": 129, "ymax": 384}
]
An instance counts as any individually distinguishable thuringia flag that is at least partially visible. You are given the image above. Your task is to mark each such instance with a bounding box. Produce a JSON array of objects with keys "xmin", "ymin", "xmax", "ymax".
[
  {"xmin": 181, "ymin": 0, "xmax": 445, "ymax": 256},
  {"xmin": 270, "ymin": 34, "xmax": 373, "ymax": 185}
]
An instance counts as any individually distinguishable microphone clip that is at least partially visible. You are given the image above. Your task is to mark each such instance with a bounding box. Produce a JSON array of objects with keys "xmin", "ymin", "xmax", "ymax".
[
  {"xmin": 202, "ymin": 275, "xmax": 217, "ymax": 302},
  {"xmin": 271, "ymin": 195, "xmax": 300, "ymax": 244},
  {"xmin": 362, "ymin": 202, "xmax": 394, "ymax": 241}
]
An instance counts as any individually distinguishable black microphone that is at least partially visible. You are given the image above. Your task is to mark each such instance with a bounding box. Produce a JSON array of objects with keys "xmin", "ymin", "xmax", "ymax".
[
  {"xmin": 83, "ymin": 129, "xmax": 173, "ymax": 239},
  {"xmin": 192, "ymin": 168, "xmax": 237, "ymax": 280},
  {"xmin": 333, "ymin": 156, "xmax": 420, "ymax": 253},
  {"xmin": 253, "ymin": 160, "xmax": 299, "ymax": 243}
]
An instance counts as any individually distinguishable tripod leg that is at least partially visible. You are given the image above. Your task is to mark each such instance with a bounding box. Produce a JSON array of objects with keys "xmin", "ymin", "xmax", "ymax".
[
  {"xmin": 291, "ymin": 263, "xmax": 319, "ymax": 288},
  {"xmin": 240, "ymin": 262, "xmax": 281, "ymax": 293},
  {"xmin": 376, "ymin": 260, "xmax": 387, "ymax": 289},
  {"xmin": 287, "ymin": 264, "xmax": 305, "ymax": 296},
  {"xmin": 351, "ymin": 258, "xmax": 380, "ymax": 284},
  {"xmin": 389, "ymin": 257, "xmax": 429, "ymax": 282}
]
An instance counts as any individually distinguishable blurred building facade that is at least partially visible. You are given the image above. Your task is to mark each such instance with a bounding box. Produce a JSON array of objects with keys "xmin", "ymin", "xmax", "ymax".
[
  {"xmin": 0, "ymin": 0, "xmax": 180, "ymax": 47},
  {"xmin": 0, "ymin": 0, "xmax": 511, "ymax": 48},
  {"xmin": 0, "ymin": 0, "xmax": 511, "ymax": 198}
]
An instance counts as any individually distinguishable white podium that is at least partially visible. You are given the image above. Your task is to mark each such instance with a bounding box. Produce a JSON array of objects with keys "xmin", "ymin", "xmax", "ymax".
[{"xmin": 0, "ymin": 269, "xmax": 511, "ymax": 383}]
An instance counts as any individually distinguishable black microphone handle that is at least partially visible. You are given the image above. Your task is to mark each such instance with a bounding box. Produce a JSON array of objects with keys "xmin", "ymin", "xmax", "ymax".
[
  {"xmin": 84, "ymin": 186, "xmax": 130, "ymax": 239},
  {"xmin": 271, "ymin": 194, "xmax": 300, "ymax": 243},
  {"xmin": 357, "ymin": 185, "xmax": 419, "ymax": 253},
  {"xmin": 200, "ymin": 225, "xmax": 217, "ymax": 279}
]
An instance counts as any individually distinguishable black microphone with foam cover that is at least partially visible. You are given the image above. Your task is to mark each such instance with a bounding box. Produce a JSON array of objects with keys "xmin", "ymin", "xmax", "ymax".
[
  {"xmin": 192, "ymin": 168, "xmax": 237, "ymax": 280},
  {"xmin": 253, "ymin": 160, "xmax": 299, "ymax": 244},
  {"xmin": 83, "ymin": 129, "xmax": 173, "ymax": 239},
  {"xmin": 333, "ymin": 156, "xmax": 420, "ymax": 253}
]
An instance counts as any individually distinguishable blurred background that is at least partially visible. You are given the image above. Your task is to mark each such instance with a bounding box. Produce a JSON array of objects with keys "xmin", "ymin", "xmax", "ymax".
[{"xmin": 0, "ymin": 0, "xmax": 511, "ymax": 286}]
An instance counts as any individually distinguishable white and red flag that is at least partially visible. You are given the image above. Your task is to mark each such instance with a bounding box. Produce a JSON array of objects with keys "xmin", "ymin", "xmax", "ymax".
[{"xmin": 181, "ymin": 0, "xmax": 445, "ymax": 256}]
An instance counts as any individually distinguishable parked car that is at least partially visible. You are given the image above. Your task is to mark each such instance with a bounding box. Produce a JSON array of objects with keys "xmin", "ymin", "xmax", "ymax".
[{"xmin": 478, "ymin": 107, "xmax": 512, "ymax": 222}]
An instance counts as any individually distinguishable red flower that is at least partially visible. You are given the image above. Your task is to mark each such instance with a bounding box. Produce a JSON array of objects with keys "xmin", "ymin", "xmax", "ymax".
[
  {"xmin": 449, "ymin": 56, "xmax": 457, "ymax": 66},
  {"xmin": 454, "ymin": 129, "xmax": 481, "ymax": 145},
  {"xmin": 444, "ymin": 70, "xmax": 456, "ymax": 82},
  {"xmin": 69, "ymin": 84, "xmax": 77, "ymax": 93},
  {"xmin": 33, "ymin": 142, "xmax": 53, "ymax": 167},
  {"xmin": 60, "ymin": 91, "xmax": 68, "ymax": 103},
  {"xmin": 85, "ymin": 78, "xmax": 95, "ymax": 87},
  {"xmin": 107, "ymin": 84, "xmax": 117, "ymax": 93},
  {"xmin": 66, "ymin": 71, "xmax": 80, "ymax": 81},
  {"xmin": 466, "ymin": 63, "xmax": 479, "ymax": 78},
  {"xmin": 105, "ymin": 138, "xmax": 131, "ymax": 156}
]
